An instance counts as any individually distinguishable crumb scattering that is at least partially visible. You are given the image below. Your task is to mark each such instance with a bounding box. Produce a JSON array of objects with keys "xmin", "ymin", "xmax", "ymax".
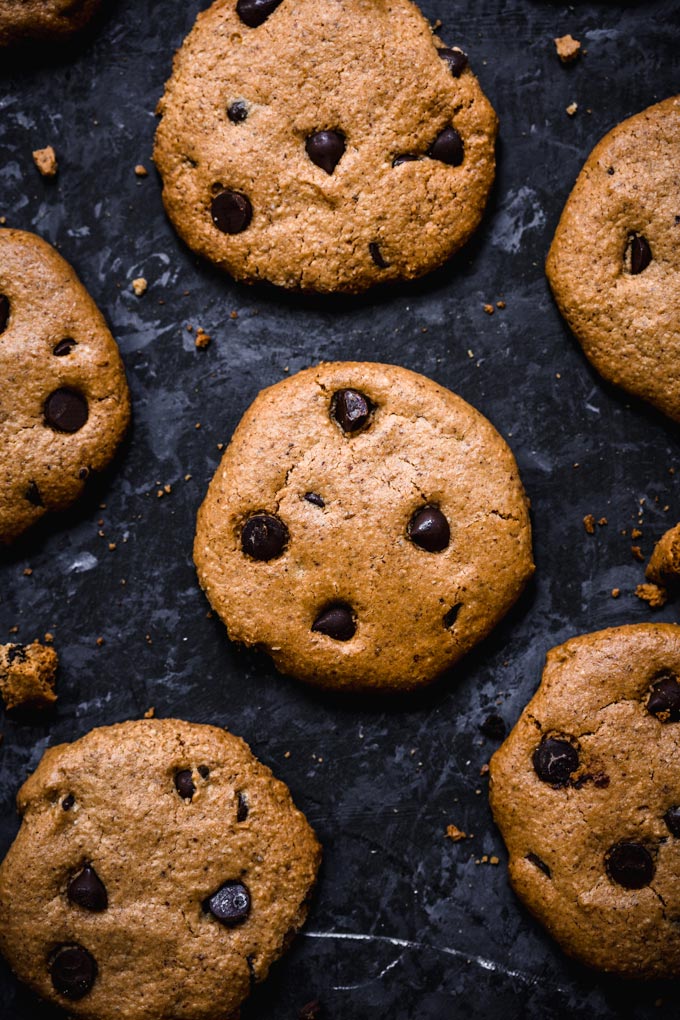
[
  {"xmin": 32, "ymin": 146, "xmax": 58, "ymax": 177},
  {"xmin": 132, "ymin": 277, "xmax": 148, "ymax": 296},
  {"xmin": 446, "ymin": 824, "xmax": 467, "ymax": 842},
  {"xmin": 554, "ymin": 34, "xmax": 581, "ymax": 63},
  {"xmin": 0, "ymin": 641, "xmax": 58, "ymax": 711}
]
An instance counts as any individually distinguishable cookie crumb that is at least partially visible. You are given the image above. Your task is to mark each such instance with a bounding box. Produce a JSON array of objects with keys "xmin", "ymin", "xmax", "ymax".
[
  {"xmin": 195, "ymin": 327, "xmax": 211, "ymax": 349},
  {"xmin": 44, "ymin": 632, "xmax": 54, "ymax": 644},
  {"xmin": 489, "ymin": 855, "xmax": 500, "ymax": 865},
  {"xmin": 96, "ymin": 636, "xmax": 105, "ymax": 647},
  {"xmin": 611, "ymin": 588, "xmax": 621, "ymax": 599},
  {"xmin": 134, "ymin": 164, "xmax": 148, "ymax": 177},
  {"xmin": 635, "ymin": 583, "xmax": 668, "ymax": 609},
  {"xmin": 23, "ymin": 567, "xmax": 33, "ymax": 576},
  {"xmin": 483, "ymin": 303, "xmax": 494, "ymax": 315},
  {"xmin": 583, "ymin": 514, "xmax": 596, "ymax": 535},
  {"xmin": 446, "ymin": 824, "xmax": 467, "ymax": 842},
  {"xmin": 631, "ymin": 528, "xmax": 642, "ymax": 539},
  {"xmin": 631, "ymin": 545, "xmax": 644, "ymax": 562},
  {"xmin": 132, "ymin": 277, "xmax": 148, "ymax": 297},
  {"xmin": 566, "ymin": 102, "xmax": 578, "ymax": 117},
  {"xmin": 230, "ymin": 310, "xmax": 239, "ymax": 320},
  {"xmin": 496, "ymin": 300, "xmax": 506, "ymax": 309},
  {"xmin": 598, "ymin": 517, "xmax": 608, "ymax": 527},
  {"xmin": 554, "ymin": 34, "xmax": 581, "ymax": 63},
  {"xmin": 0, "ymin": 642, "xmax": 58, "ymax": 711},
  {"xmin": 32, "ymin": 146, "xmax": 58, "ymax": 177},
  {"xmin": 143, "ymin": 706, "xmax": 155, "ymax": 718},
  {"xmin": 479, "ymin": 763, "xmax": 490, "ymax": 776}
]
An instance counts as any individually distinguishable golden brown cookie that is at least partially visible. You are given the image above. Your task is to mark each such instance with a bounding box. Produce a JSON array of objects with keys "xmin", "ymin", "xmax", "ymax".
[
  {"xmin": 194, "ymin": 362, "xmax": 534, "ymax": 693},
  {"xmin": 0, "ymin": 641, "xmax": 58, "ymax": 711},
  {"xmin": 0, "ymin": 718, "xmax": 321, "ymax": 1019},
  {"xmin": 546, "ymin": 96, "xmax": 680, "ymax": 422},
  {"xmin": 0, "ymin": 229, "xmax": 130, "ymax": 543},
  {"xmin": 0, "ymin": 0, "xmax": 101, "ymax": 45},
  {"xmin": 490, "ymin": 624, "xmax": 680, "ymax": 978},
  {"xmin": 154, "ymin": 0, "xmax": 498, "ymax": 293}
]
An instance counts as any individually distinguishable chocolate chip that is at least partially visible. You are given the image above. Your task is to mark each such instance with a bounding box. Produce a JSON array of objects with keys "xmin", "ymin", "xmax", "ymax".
[
  {"xmin": 175, "ymin": 769, "xmax": 195, "ymax": 800},
  {"xmin": 78, "ymin": 466, "xmax": 90, "ymax": 480},
  {"xmin": 0, "ymin": 294, "xmax": 9, "ymax": 333},
  {"xmin": 647, "ymin": 673, "xmax": 680, "ymax": 722},
  {"xmin": 25, "ymin": 481, "xmax": 44, "ymax": 507},
  {"xmin": 49, "ymin": 944, "xmax": 97, "ymax": 1000},
  {"xmin": 236, "ymin": 0, "xmax": 282, "ymax": 28},
  {"xmin": 227, "ymin": 100, "xmax": 248, "ymax": 123},
  {"xmin": 437, "ymin": 47, "xmax": 468, "ymax": 76},
  {"xmin": 526, "ymin": 852, "xmax": 551, "ymax": 877},
  {"xmin": 198, "ymin": 765, "xmax": 210, "ymax": 779},
  {"xmin": 443, "ymin": 603, "xmax": 462, "ymax": 628},
  {"xmin": 53, "ymin": 338, "xmax": 77, "ymax": 356},
  {"xmin": 67, "ymin": 866, "xmax": 108, "ymax": 912},
  {"xmin": 408, "ymin": 506, "xmax": 450, "ymax": 552},
  {"xmin": 237, "ymin": 791, "xmax": 249, "ymax": 821},
  {"xmin": 479, "ymin": 713, "xmax": 506, "ymax": 741},
  {"xmin": 664, "ymin": 806, "xmax": 680, "ymax": 837},
  {"xmin": 304, "ymin": 492, "xmax": 325, "ymax": 508},
  {"xmin": 241, "ymin": 513, "xmax": 289, "ymax": 561},
  {"xmin": 312, "ymin": 603, "xmax": 356, "ymax": 641},
  {"xmin": 330, "ymin": 389, "xmax": 373, "ymax": 434},
  {"xmin": 629, "ymin": 234, "xmax": 652, "ymax": 275},
  {"xmin": 211, "ymin": 190, "xmax": 252, "ymax": 234},
  {"xmin": 392, "ymin": 154, "xmax": 420, "ymax": 168},
  {"xmin": 204, "ymin": 880, "xmax": 251, "ymax": 925},
  {"xmin": 44, "ymin": 388, "xmax": 88, "ymax": 433},
  {"xmin": 428, "ymin": 126, "xmax": 464, "ymax": 166},
  {"xmin": 306, "ymin": 130, "xmax": 345, "ymax": 175},
  {"xmin": 605, "ymin": 842, "xmax": 655, "ymax": 889},
  {"xmin": 61, "ymin": 794, "xmax": 75, "ymax": 811},
  {"xmin": 369, "ymin": 242, "xmax": 390, "ymax": 269},
  {"xmin": 532, "ymin": 736, "xmax": 579, "ymax": 785}
]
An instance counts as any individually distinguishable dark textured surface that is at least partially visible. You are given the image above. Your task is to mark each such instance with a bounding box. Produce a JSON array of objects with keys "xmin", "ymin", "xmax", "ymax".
[{"xmin": 1, "ymin": 2, "xmax": 679, "ymax": 1017}]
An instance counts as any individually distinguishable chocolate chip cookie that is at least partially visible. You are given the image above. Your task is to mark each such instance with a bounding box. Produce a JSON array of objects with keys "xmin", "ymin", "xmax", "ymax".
[
  {"xmin": 490, "ymin": 623, "xmax": 680, "ymax": 978},
  {"xmin": 0, "ymin": 229, "xmax": 130, "ymax": 543},
  {"xmin": 154, "ymin": 0, "xmax": 498, "ymax": 293},
  {"xmin": 546, "ymin": 96, "xmax": 680, "ymax": 422},
  {"xmin": 0, "ymin": 719, "xmax": 321, "ymax": 1019},
  {"xmin": 194, "ymin": 362, "xmax": 534, "ymax": 693},
  {"xmin": 0, "ymin": 0, "xmax": 102, "ymax": 46}
]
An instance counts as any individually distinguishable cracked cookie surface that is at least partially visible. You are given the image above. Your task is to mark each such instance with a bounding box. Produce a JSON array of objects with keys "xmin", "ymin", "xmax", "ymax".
[
  {"xmin": 0, "ymin": 229, "xmax": 130, "ymax": 543},
  {"xmin": 154, "ymin": 0, "xmax": 498, "ymax": 293},
  {"xmin": 546, "ymin": 96, "xmax": 680, "ymax": 422},
  {"xmin": 490, "ymin": 623, "xmax": 680, "ymax": 978},
  {"xmin": 0, "ymin": 718, "xmax": 321, "ymax": 1020},
  {"xmin": 194, "ymin": 362, "xmax": 534, "ymax": 693},
  {"xmin": 0, "ymin": 0, "xmax": 102, "ymax": 45}
]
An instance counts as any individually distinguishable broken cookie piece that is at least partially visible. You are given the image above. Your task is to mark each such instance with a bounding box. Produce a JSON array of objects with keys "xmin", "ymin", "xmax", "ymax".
[
  {"xmin": 554, "ymin": 34, "xmax": 581, "ymax": 63},
  {"xmin": 635, "ymin": 583, "xmax": 668, "ymax": 609},
  {"xmin": 0, "ymin": 641, "xmax": 58, "ymax": 711},
  {"xmin": 32, "ymin": 146, "xmax": 58, "ymax": 178},
  {"xmin": 646, "ymin": 522, "xmax": 680, "ymax": 590}
]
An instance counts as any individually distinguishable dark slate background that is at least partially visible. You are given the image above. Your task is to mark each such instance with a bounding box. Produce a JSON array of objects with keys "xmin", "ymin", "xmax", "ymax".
[{"xmin": 1, "ymin": 1, "xmax": 680, "ymax": 1017}]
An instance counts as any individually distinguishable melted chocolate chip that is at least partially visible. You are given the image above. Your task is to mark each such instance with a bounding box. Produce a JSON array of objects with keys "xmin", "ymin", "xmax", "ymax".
[
  {"xmin": 44, "ymin": 388, "xmax": 88, "ymax": 433},
  {"xmin": 392, "ymin": 154, "xmax": 420, "ymax": 167},
  {"xmin": 629, "ymin": 234, "xmax": 652, "ymax": 275},
  {"xmin": 237, "ymin": 791, "xmax": 249, "ymax": 821},
  {"xmin": 647, "ymin": 673, "xmax": 680, "ymax": 722},
  {"xmin": 211, "ymin": 190, "xmax": 252, "ymax": 234},
  {"xmin": 369, "ymin": 242, "xmax": 390, "ymax": 269},
  {"xmin": 306, "ymin": 130, "xmax": 346, "ymax": 175},
  {"xmin": 526, "ymin": 852, "xmax": 551, "ymax": 877},
  {"xmin": 198, "ymin": 765, "xmax": 210, "ymax": 779},
  {"xmin": 53, "ymin": 338, "xmax": 77, "ymax": 356},
  {"xmin": 204, "ymin": 880, "xmax": 251, "ymax": 925},
  {"xmin": 428, "ymin": 126, "xmax": 464, "ymax": 166},
  {"xmin": 304, "ymin": 492, "xmax": 325, "ymax": 508},
  {"xmin": 437, "ymin": 47, "xmax": 469, "ymax": 76},
  {"xmin": 605, "ymin": 842, "xmax": 655, "ymax": 889},
  {"xmin": 241, "ymin": 513, "xmax": 289, "ymax": 561},
  {"xmin": 443, "ymin": 604, "xmax": 462, "ymax": 628},
  {"xmin": 312, "ymin": 603, "xmax": 356, "ymax": 641},
  {"xmin": 175, "ymin": 769, "xmax": 195, "ymax": 800},
  {"xmin": 25, "ymin": 481, "xmax": 44, "ymax": 507},
  {"xmin": 49, "ymin": 944, "xmax": 97, "ymax": 1000},
  {"xmin": 532, "ymin": 736, "xmax": 579, "ymax": 785},
  {"xmin": 0, "ymin": 294, "xmax": 9, "ymax": 333},
  {"xmin": 330, "ymin": 389, "xmax": 373, "ymax": 433},
  {"xmin": 664, "ymin": 806, "xmax": 680, "ymax": 837},
  {"xmin": 408, "ymin": 506, "xmax": 450, "ymax": 552},
  {"xmin": 236, "ymin": 0, "xmax": 282, "ymax": 28},
  {"xmin": 228, "ymin": 100, "xmax": 248, "ymax": 123},
  {"xmin": 61, "ymin": 794, "xmax": 75, "ymax": 811},
  {"xmin": 479, "ymin": 713, "xmax": 506, "ymax": 741},
  {"xmin": 67, "ymin": 866, "xmax": 108, "ymax": 912}
]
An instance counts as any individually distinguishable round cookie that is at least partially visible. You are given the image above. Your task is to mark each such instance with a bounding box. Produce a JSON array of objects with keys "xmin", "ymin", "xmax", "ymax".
[
  {"xmin": 194, "ymin": 362, "xmax": 534, "ymax": 693},
  {"xmin": 0, "ymin": 0, "xmax": 102, "ymax": 46},
  {"xmin": 0, "ymin": 719, "xmax": 321, "ymax": 1019},
  {"xmin": 0, "ymin": 229, "xmax": 130, "ymax": 543},
  {"xmin": 546, "ymin": 96, "xmax": 680, "ymax": 422},
  {"xmin": 489, "ymin": 624, "xmax": 680, "ymax": 978},
  {"xmin": 154, "ymin": 0, "xmax": 498, "ymax": 293}
]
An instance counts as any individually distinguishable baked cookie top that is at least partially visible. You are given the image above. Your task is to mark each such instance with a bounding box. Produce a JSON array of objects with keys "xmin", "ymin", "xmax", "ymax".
[
  {"xmin": 0, "ymin": 719, "xmax": 321, "ymax": 1020},
  {"xmin": 0, "ymin": 0, "xmax": 101, "ymax": 45},
  {"xmin": 154, "ymin": 0, "xmax": 498, "ymax": 293},
  {"xmin": 0, "ymin": 229, "xmax": 130, "ymax": 543},
  {"xmin": 490, "ymin": 623, "xmax": 680, "ymax": 978},
  {"xmin": 194, "ymin": 362, "xmax": 533, "ymax": 693},
  {"xmin": 546, "ymin": 96, "xmax": 680, "ymax": 422}
]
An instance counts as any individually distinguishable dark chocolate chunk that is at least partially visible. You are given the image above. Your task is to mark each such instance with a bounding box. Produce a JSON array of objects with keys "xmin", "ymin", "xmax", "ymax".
[
  {"xmin": 647, "ymin": 673, "xmax": 680, "ymax": 722},
  {"xmin": 306, "ymin": 130, "xmax": 346, "ymax": 175},
  {"xmin": 428, "ymin": 126, "xmax": 464, "ymax": 166},
  {"xmin": 236, "ymin": 0, "xmax": 282, "ymax": 28},
  {"xmin": 408, "ymin": 506, "xmax": 450, "ymax": 552},
  {"xmin": 437, "ymin": 47, "xmax": 468, "ymax": 76},
  {"xmin": 228, "ymin": 100, "xmax": 248, "ymax": 123},
  {"xmin": 67, "ymin": 866, "xmax": 108, "ymax": 912},
  {"xmin": 204, "ymin": 880, "xmax": 251, "ymax": 925},
  {"xmin": 369, "ymin": 242, "xmax": 390, "ymax": 269},
  {"xmin": 78, "ymin": 466, "xmax": 90, "ymax": 480},
  {"xmin": 175, "ymin": 769, "xmax": 195, "ymax": 800},
  {"xmin": 605, "ymin": 841, "xmax": 655, "ymax": 889},
  {"xmin": 44, "ymin": 388, "xmax": 88, "ymax": 433},
  {"xmin": 526, "ymin": 852, "xmax": 551, "ymax": 878},
  {"xmin": 479, "ymin": 713, "xmax": 506, "ymax": 741},
  {"xmin": 629, "ymin": 234, "xmax": 652, "ymax": 275},
  {"xmin": 61, "ymin": 794, "xmax": 75, "ymax": 811},
  {"xmin": 53, "ymin": 338, "xmax": 77, "ymax": 356},
  {"xmin": 198, "ymin": 765, "xmax": 210, "ymax": 779},
  {"xmin": 211, "ymin": 190, "xmax": 252, "ymax": 234},
  {"xmin": 532, "ymin": 736, "xmax": 579, "ymax": 785},
  {"xmin": 312, "ymin": 603, "xmax": 356, "ymax": 641},
  {"xmin": 0, "ymin": 294, "xmax": 10, "ymax": 333},
  {"xmin": 330, "ymin": 388, "xmax": 373, "ymax": 433},
  {"xmin": 49, "ymin": 944, "xmax": 97, "ymax": 1000},
  {"xmin": 25, "ymin": 481, "xmax": 44, "ymax": 507},
  {"xmin": 664, "ymin": 806, "xmax": 680, "ymax": 837},
  {"xmin": 443, "ymin": 604, "xmax": 462, "ymax": 628},
  {"xmin": 304, "ymin": 492, "xmax": 325, "ymax": 508},
  {"xmin": 241, "ymin": 513, "xmax": 289, "ymax": 561},
  {"xmin": 237, "ymin": 791, "xmax": 249, "ymax": 821},
  {"xmin": 392, "ymin": 154, "xmax": 420, "ymax": 167}
]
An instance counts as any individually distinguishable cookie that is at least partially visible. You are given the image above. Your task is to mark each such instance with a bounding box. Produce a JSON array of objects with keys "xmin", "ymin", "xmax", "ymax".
[
  {"xmin": 489, "ymin": 624, "xmax": 680, "ymax": 978},
  {"xmin": 194, "ymin": 362, "xmax": 534, "ymax": 693},
  {"xmin": 0, "ymin": 0, "xmax": 101, "ymax": 46},
  {"xmin": 0, "ymin": 641, "xmax": 58, "ymax": 711},
  {"xmin": 154, "ymin": 0, "xmax": 498, "ymax": 293},
  {"xmin": 546, "ymin": 96, "xmax": 680, "ymax": 422},
  {"xmin": 646, "ymin": 522, "xmax": 680, "ymax": 590},
  {"xmin": 0, "ymin": 229, "xmax": 130, "ymax": 543},
  {"xmin": 0, "ymin": 718, "xmax": 321, "ymax": 1019}
]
